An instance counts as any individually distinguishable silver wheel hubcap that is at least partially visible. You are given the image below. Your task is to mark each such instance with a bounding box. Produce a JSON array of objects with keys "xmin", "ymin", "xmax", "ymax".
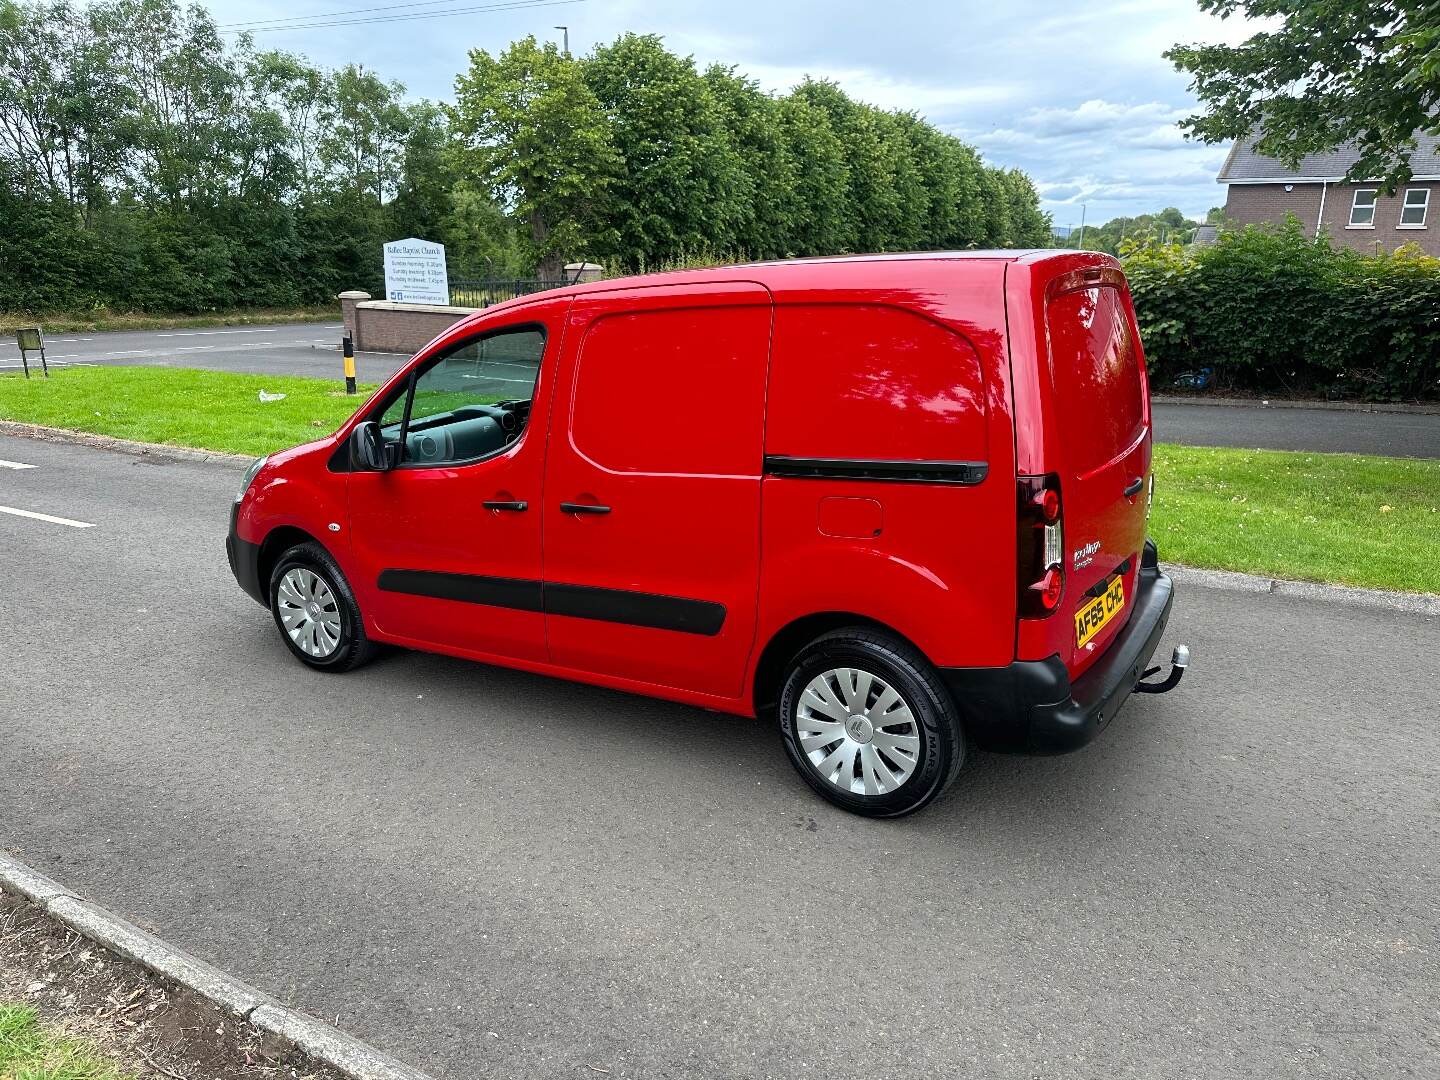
[
  {"xmin": 277, "ymin": 568, "xmax": 343, "ymax": 658},
  {"xmin": 797, "ymin": 667, "xmax": 921, "ymax": 797}
]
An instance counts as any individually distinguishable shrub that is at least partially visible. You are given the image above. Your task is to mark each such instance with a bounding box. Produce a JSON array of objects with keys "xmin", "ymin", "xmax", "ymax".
[{"xmin": 1122, "ymin": 217, "xmax": 1440, "ymax": 401}]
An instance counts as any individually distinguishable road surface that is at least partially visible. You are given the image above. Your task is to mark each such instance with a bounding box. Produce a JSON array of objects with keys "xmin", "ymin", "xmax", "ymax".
[
  {"xmin": 0, "ymin": 434, "xmax": 1435, "ymax": 1080},
  {"xmin": 0, "ymin": 322, "xmax": 410, "ymax": 383}
]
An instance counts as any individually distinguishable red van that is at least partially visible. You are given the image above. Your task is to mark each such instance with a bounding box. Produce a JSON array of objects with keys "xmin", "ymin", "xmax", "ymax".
[{"xmin": 227, "ymin": 251, "xmax": 1187, "ymax": 816}]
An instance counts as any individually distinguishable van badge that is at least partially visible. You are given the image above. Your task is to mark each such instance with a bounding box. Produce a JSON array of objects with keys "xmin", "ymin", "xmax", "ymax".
[{"xmin": 1073, "ymin": 540, "xmax": 1101, "ymax": 570}]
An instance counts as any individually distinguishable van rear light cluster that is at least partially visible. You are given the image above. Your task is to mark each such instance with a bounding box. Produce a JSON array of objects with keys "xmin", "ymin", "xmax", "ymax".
[{"xmin": 1017, "ymin": 474, "xmax": 1064, "ymax": 617}]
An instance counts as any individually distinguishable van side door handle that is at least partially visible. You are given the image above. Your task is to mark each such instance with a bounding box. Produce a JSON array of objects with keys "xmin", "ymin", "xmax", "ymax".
[
  {"xmin": 1123, "ymin": 476, "xmax": 1144, "ymax": 498},
  {"xmin": 559, "ymin": 501, "xmax": 611, "ymax": 515},
  {"xmin": 483, "ymin": 500, "xmax": 527, "ymax": 512}
]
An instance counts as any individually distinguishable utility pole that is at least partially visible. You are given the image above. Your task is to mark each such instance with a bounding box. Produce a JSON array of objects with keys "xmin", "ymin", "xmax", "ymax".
[
  {"xmin": 1077, "ymin": 204, "xmax": 1087, "ymax": 248},
  {"xmin": 554, "ymin": 25, "xmax": 569, "ymax": 56}
]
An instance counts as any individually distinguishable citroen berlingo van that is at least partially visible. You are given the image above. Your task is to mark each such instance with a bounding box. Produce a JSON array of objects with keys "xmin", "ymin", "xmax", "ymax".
[{"xmin": 227, "ymin": 251, "xmax": 1187, "ymax": 817}]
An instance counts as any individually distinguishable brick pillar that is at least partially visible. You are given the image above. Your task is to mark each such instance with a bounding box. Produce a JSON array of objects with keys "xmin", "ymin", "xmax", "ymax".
[
  {"xmin": 563, "ymin": 262, "xmax": 605, "ymax": 284},
  {"xmin": 338, "ymin": 291, "xmax": 371, "ymax": 350}
]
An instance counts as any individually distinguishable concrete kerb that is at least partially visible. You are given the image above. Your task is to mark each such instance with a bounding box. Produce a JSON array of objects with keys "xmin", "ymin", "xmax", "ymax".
[
  {"xmin": 0, "ymin": 851, "xmax": 437, "ymax": 1080},
  {"xmin": 1163, "ymin": 563, "xmax": 1439, "ymax": 617},
  {"xmin": 0, "ymin": 420, "xmax": 251, "ymax": 465}
]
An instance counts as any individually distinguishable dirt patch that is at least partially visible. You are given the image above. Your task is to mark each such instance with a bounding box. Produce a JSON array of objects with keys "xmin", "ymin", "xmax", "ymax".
[{"xmin": 0, "ymin": 890, "xmax": 349, "ymax": 1080}]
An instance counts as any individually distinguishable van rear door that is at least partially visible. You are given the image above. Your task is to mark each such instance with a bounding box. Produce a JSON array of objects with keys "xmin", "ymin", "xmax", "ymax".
[{"xmin": 1044, "ymin": 266, "xmax": 1151, "ymax": 676}]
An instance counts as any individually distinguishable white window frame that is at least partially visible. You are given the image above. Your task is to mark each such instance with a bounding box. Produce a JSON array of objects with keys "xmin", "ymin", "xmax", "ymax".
[
  {"xmin": 1399, "ymin": 187, "xmax": 1430, "ymax": 229},
  {"xmin": 1347, "ymin": 188, "xmax": 1377, "ymax": 228}
]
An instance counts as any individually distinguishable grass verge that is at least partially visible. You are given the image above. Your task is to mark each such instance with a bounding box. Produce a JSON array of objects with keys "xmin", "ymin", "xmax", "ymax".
[
  {"xmin": 0, "ymin": 366, "xmax": 376, "ymax": 458},
  {"xmin": 1151, "ymin": 444, "xmax": 1439, "ymax": 594},
  {"xmin": 0, "ymin": 307, "xmax": 337, "ymax": 335},
  {"xmin": 0, "ymin": 1003, "xmax": 137, "ymax": 1080},
  {"xmin": 0, "ymin": 366, "xmax": 1434, "ymax": 593}
]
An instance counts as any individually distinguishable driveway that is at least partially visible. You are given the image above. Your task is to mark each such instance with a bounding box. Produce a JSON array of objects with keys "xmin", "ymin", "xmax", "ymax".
[{"xmin": 1, "ymin": 434, "xmax": 1436, "ymax": 1080}]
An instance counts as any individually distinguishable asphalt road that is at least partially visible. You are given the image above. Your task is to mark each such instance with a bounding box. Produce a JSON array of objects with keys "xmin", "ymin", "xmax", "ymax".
[
  {"xmin": 1152, "ymin": 401, "xmax": 1440, "ymax": 458},
  {"xmin": 5, "ymin": 322, "xmax": 1439, "ymax": 456},
  {"xmin": 1, "ymin": 434, "xmax": 1436, "ymax": 1080},
  {"xmin": 0, "ymin": 322, "xmax": 410, "ymax": 383}
]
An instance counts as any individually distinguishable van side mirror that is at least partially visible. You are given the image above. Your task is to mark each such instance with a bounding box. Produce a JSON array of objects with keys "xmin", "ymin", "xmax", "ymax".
[{"xmin": 350, "ymin": 421, "xmax": 393, "ymax": 472}]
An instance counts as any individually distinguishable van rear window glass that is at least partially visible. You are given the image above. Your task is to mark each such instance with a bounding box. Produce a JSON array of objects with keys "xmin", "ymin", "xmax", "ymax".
[
  {"xmin": 765, "ymin": 304, "xmax": 988, "ymax": 463},
  {"xmin": 1047, "ymin": 286, "xmax": 1145, "ymax": 475},
  {"xmin": 571, "ymin": 303, "xmax": 770, "ymax": 475}
]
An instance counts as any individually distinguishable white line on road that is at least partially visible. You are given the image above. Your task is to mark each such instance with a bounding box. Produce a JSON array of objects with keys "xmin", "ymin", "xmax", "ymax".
[
  {"xmin": 175, "ymin": 346, "xmax": 216, "ymax": 352},
  {"xmin": 0, "ymin": 460, "xmax": 37, "ymax": 470},
  {"xmin": 154, "ymin": 325, "xmax": 341, "ymax": 338},
  {"xmin": 0, "ymin": 505, "xmax": 96, "ymax": 528}
]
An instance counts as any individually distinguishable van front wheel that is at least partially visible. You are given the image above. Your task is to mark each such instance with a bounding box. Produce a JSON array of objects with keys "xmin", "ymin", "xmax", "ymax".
[
  {"xmin": 777, "ymin": 629, "xmax": 964, "ymax": 817},
  {"xmin": 268, "ymin": 542, "xmax": 377, "ymax": 673}
]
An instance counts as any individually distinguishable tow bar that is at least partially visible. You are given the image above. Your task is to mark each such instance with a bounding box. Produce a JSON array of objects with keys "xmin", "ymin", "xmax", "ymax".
[{"xmin": 1135, "ymin": 644, "xmax": 1190, "ymax": 694}]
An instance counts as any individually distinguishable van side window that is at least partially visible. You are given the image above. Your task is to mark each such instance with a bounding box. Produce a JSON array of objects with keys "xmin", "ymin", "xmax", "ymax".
[
  {"xmin": 570, "ymin": 304, "xmax": 770, "ymax": 475},
  {"xmin": 766, "ymin": 304, "xmax": 989, "ymax": 463},
  {"xmin": 378, "ymin": 327, "xmax": 544, "ymax": 466}
]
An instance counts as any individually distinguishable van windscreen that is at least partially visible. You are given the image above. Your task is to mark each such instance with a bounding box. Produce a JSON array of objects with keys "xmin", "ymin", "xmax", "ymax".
[{"xmin": 1047, "ymin": 285, "xmax": 1145, "ymax": 474}]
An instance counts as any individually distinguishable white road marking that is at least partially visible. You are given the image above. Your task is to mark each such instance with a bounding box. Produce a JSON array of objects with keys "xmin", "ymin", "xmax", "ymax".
[
  {"xmin": 175, "ymin": 346, "xmax": 216, "ymax": 352},
  {"xmin": 154, "ymin": 325, "xmax": 341, "ymax": 338},
  {"xmin": 0, "ymin": 459, "xmax": 37, "ymax": 470},
  {"xmin": 0, "ymin": 505, "xmax": 96, "ymax": 528},
  {"xmin": 0, "ymin": 353, "xmax": 82, "ymax": 361}
]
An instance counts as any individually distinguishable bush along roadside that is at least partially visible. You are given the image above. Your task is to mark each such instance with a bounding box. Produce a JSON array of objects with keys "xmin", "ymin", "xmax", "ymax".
[{"xmin": 1123, "ymin": 218, "xmax": 1440, "ymax": 402}]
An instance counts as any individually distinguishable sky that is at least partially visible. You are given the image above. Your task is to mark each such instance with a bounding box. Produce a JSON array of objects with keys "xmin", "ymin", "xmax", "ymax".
[{"xmin": 208, "ymin": 0, "xmax": 1261, "ymax": 227}]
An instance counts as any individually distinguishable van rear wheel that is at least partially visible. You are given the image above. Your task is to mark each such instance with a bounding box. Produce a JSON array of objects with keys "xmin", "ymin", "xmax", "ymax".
[{"xmin": 777, "ymin": 629, "xmax": 964, "ymax": 817}]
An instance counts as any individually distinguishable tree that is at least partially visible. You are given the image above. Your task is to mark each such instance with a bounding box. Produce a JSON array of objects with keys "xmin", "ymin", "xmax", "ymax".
[
  {"xmin": 703, "ymin": 64, "xmax": 798, "ymax": 259},
  {"xmin": 449, "ymin": 35, "xmax": 618, "ymax": 274},
  {"xmin": 583, "ymin": 34, "xmax": 746, "ymax": 268},
  {"xmin": 1168, "ymin": 1, "xmax": 1440, "ymax": 188}
]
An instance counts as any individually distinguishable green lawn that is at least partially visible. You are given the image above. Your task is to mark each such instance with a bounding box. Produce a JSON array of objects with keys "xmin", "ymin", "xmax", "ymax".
[
  {"xmin": 1151, "ymin": 444, "xmax": 1440, "ymax": 593},
  {"xmin": 0, "ymin": 366, "xmax": 376, "ymax": 457},
  {"xmin": 1, "ymin": 366, "xmax": 1435, "ymax": 593},
  {"xmin": 0, "ymin": 1004, "xmax": 136, "ymax": 1080}
]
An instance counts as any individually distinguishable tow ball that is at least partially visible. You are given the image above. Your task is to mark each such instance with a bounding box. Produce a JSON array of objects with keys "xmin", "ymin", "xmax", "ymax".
[{"xmin": 1135, "ymin": 645, "xmax": 1190, "ymax": 694}]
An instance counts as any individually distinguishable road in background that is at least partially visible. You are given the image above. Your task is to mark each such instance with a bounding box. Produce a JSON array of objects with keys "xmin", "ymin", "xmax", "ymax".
[
  {"xmin": 1153, "ymin": 401, "xmax": 1440, "ymax": 457},
  {"xmin": 4, "ymin": 322, "xmax": 1438, "ymax": 456},
  {"xmin": 0, "ymin": 322, "xmax": 409, "ymax": 383},
  {"xmin": 1, "ymin": 434, "xmax": 1436, "ymax": 1080}
]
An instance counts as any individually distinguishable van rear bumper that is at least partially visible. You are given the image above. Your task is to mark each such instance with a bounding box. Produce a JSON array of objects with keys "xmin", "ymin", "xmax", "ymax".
[{"xmin": 939, "ymin": 542, "xmax": 1174, "ymax": 754}]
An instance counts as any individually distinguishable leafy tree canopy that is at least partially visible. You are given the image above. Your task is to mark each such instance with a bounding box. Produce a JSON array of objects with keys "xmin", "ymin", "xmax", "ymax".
[{"xmin": 1168, "ymin": 1, "xmax": 1440, "ymax": 188}]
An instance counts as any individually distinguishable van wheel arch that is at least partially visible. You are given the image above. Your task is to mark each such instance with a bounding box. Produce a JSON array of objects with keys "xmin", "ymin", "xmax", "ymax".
[
  {"xmin": 752, "ymin": 613, "xmax": 926, "ymax": 718},
  {"xmin": 257, "ymin": 525, "xmax": 327, "ymax": 596}
]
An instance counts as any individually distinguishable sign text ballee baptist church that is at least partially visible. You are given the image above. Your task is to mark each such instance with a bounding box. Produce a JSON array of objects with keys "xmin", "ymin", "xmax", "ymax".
[{"xmin": 383, "ymin": 238, "xmax": 450, "ymax": 305}]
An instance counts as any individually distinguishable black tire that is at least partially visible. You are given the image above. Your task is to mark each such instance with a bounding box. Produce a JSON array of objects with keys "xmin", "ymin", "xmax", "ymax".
[
  {"xmin": 268, "ymin": 542, "xmax": 377, "ymax": 673},
  {"xmin": 777, "ymin": 628, "xmax": 965, "ymax": 817}
]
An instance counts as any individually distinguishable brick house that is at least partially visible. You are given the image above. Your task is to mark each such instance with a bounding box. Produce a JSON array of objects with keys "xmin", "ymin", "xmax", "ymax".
[{"xmin": 1217, "ymin": 134, "xmax": 1440, "ymax": 256}]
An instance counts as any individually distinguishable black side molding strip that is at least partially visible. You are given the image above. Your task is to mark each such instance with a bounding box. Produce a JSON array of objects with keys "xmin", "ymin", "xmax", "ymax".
[
  {"xmin": 545, "ymin": 582, "xmax": 726, "ymax": 636},
  {"xmin": 764, "ymin": 455, "xmax": 988, "ymax": 485},
  {"xmin": 377, "ymin": 570, "xmax": 725, "ymax": 636},
  {"xmin": 379, "ymin": 570, "xmax": 544, "ymax": 612}
]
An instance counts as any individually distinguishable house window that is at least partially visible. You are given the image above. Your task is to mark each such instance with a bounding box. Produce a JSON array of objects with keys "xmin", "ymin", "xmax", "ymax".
[
  {"xmin": 1348, "ymin": 189, "xmax": 1377, "ymax": 227},
  {"xmin": 1400, "ymin": 188, "xmax": 1429, "ymax": 227}
]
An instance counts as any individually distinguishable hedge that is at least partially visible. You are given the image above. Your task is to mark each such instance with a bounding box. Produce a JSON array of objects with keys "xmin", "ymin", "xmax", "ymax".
[{"xmin": 1122, "ymin": 218, "xmax": 1440, "ymax": 402}]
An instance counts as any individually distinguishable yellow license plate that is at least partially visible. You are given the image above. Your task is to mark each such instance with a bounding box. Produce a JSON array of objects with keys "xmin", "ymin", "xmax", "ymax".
[{"xmin": 1075, "ymin": 576, "xmax": 1125, "ymax": 648}]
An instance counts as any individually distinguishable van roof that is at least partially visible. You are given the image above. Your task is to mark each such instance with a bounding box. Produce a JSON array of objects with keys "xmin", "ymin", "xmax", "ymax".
[{"xmin": 481, "ymin": 249, "xmax": 1090, "ymax": 314}]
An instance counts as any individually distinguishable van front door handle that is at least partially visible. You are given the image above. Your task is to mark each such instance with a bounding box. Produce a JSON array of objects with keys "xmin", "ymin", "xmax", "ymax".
[
  {"xmin": 560, "ymin": 501, "xmax": 611, "ymax": 515},
  {"xmin": 483, "ymin": 499, "xmax": 527, "ymax": 512},
  {"xmin": 1123, "ymin": 476, "xmax": 1144, "ymax": 498}
]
